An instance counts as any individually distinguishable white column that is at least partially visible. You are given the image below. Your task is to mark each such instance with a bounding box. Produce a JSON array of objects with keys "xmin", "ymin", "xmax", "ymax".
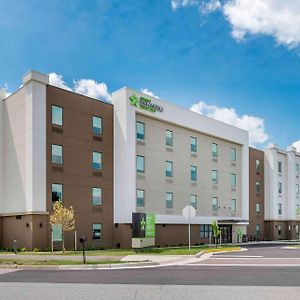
[
  {"xmin": 287, "ymin": 146, "xmax": 296, "ymax": 220},
  {"xmin": 0, "ymin": 90, "xmax": 5, "ymax": 213}
]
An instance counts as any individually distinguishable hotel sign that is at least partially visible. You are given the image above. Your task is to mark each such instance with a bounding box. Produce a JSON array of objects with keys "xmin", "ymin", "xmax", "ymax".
[{"xmin": 130, "ymin": 94, "xmax": 163, "ymax": 113}]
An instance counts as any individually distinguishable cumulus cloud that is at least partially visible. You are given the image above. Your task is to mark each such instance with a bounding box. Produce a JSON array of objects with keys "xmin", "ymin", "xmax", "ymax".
[
  {"xmin": 141, "ymin": 88, "xmax": 160, "ymax": 99},
  {"xmin": 171, "ymin": 0, "xmax": 199, "ymax": 10},
  {"xmin": 292, "ymin": 140, "xmax": 300, "ymax": 152},
  {"xmin": 191, "ymin": 100, "xmax": 268, "ymax": 146},
  {"xmin": 174, "ymin": 0, "xmax": 300, "ymax": 48},
  {"xmin": 0, "ymin": 84, "xmax": 11, "ymax": 98},
  {"xmin": 49, "ymin": 73, "xmax": 111, "ymax": 102}
]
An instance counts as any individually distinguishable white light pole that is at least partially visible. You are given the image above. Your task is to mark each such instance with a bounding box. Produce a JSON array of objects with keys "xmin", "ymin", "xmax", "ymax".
[{"xmin": 182, "ymin": 206, "xmax": 196, "ymax": 251}]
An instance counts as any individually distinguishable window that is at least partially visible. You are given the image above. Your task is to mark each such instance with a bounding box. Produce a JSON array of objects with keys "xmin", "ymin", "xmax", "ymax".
[
  {"xmin": 231, "ymin": 148, "xmax": 237, "ymax": 162},
  {"xmin": 166, "ymin": 130, "xmax": 173, "ymax": 147},
  {"xmin": 51, "ymin": 144, "xmax": 62, "ymax": 164},
  {"xmin": 212, "ymin": 143, "xmax": 218, "ymax": 158},
  {"xmin": 191, "ymin": 136, "xmax": 197, "ymax": 153},
  {"xmin": 278, "ymin": 225, "xmax": 282, "ymax": 236},
  {"xmin": 278, "ymin": 161, "xmax": 282, "ymax": 173},
  {"xmin": 52, "ymin": 105, "xmax": 63, "ymax": 126},
  {"xmin": 92, "ymin": 116, "xmax": 102, "ymax": 135},
  {"xmin": 278, "ymin": 203, "xmax": 282, "ymax": 215},
  {"xmin": 296, "ymin": 164, "xmax": 300, "ymax": 177},
  {"xmin": 92, "ymin": 224, "xmax": 102, "ymax": 239},
  {"xmin": 212, "ymin": 170, "xmax": 218, "ymax": 184},
  {"xmin": 255, "ymin": 224, "xmax": 261, "ymax": 236},
  {"xmin": 256, "ymin": 181, "xmax": 260, "ymax": 193},
  {"xmin": 256, "ymin": 203, "xmax": 260, "ymax": 213},
  {"xmin": 297, "ymin": 184, "xmax": 300, "ymax": 197},
  {"xmin": 136, "ymin": 121, "xmax": 145, "ymax": 140},
  {"xmin": 256, "ymin": 160, "xmax": 261, "ymax": 173},
  {"xmin": 136, "ymin": 155, "xmax": 145, "ymax": 173},
  {"xmin": 191, "ymin": 165, "xmax": 197, "ymax": 181},
  {"xmin": 278, "ymin": 182, "xmax": 282, "ymax": 194},
  {"xmin": 212, "ymin": 197, "xmax": 218, "ymax": 211},
  {"xmin": 190, "ymin": 194, "xmax": 197, "ymax": 209},
  {"xmin": 166, "ymin": 192, "xmax": 173, "ymax": 209},
  {"xmin": 92, "ymin": 152, "xmax": 102, "ymax": 170},
  {"xmin": 52, "ymin": 184, "xmax": 62, "ymax": 202},
  {"xmin": 231, "ymin": 173, "xmax": 237, "ymax": 188},
  {"xmin": 200, "ymin": 225, "xmax": 211, "ymax": 238},
  {"xmin": 166, "ymin": 161, "xmax": 173, "ymax": 178},
  {"xmin": 92, "ymin": 188, "xmax": 102, "ymax": 206},
  {"xmin": 230, "ymin": 199, "xmax": 236, "ymax": 212},
  {"xmin": 296, "ymin": 204, "xmax": 300, "ymax": 216},
  {"xmin": 136, "ymin": 189, "xmax": 145, "ymax": 207}
]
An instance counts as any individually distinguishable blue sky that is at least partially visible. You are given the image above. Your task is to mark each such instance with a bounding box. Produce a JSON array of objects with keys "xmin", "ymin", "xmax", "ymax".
[{"xmin": 1, "ymin": 0, "xmax": 300, "ymax": 149}]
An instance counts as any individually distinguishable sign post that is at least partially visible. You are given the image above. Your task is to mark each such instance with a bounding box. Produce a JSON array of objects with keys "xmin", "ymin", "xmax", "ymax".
[{"xmin": 182, "ymin": 206, "xmax": 196, "ymax": 251}]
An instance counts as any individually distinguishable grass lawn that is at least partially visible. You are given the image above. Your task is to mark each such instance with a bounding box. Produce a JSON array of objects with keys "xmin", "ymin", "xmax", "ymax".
[
  {"xmin": 0, "ymin": 259, "xmax": 124, "ymax": 266},
  {"xmin": 15, "ymin": 245, "xmax": 240, "ymax": 256}
]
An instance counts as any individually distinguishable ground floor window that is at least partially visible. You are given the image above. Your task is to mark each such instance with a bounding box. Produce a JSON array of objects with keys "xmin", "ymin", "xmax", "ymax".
[
  {"xmin": 200, "ymin": 225, "xmax": 211, "ymax": 238},
  {"xmin": 278, "ymin": 225, "xmax": 282, "ymax": 236},
  {"xmin": 255, "ymin": 224, "xmax": 261, "ymax": 236},
  {"xmin": 93, "ymin": 223, "xmax": 102, "ymax": 240}
]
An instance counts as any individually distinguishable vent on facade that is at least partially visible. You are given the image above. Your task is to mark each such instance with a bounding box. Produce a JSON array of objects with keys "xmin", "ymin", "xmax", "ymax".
[
  {"xmin": 16, "ymin": 215, "xmax": 22, "ymax": 220},
  {"xmin": 26, "ymin": 223, "xmax": 30, "ymax": 227},
  {"xmin": 115, "ymin": 224, "xmax": 119, "ymax": 228},
  {"xmin": 52, "ymin": 126, "xmax": 63, "ymax": 133},
  {"xmin": 93, "ymin": 171, "xmax": 103, "ymax": 177},
  {"xmin": 39, "ymin": 222, "xmax": 43, "ymax": 228},
  {"xmin": 93, "ymin": 135, "xmax": 103, "ymax": 141}
]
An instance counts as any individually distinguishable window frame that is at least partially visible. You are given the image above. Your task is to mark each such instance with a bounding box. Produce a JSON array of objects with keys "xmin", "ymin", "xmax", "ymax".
[
  {"xmin": 92, "ymin": 151, "xmax": 102, "ymax": 170},
  {"xmin": 51, "ymin": 105, "xmax": 63, "ymax": 126},
  {"xmin": 52, "ymin": 183, "xmax": 63, "ymax": 202},
  {"xmin": 166, "ymin": 130, "xmax": 173, "ymax": 147},
  {"xmin": 92, "ymin": 116, "xmax": 102, "ymax": 136},
  {"xmin": 92, "ymin": 223, "xmax": 102, "ymax": 240},
  {"xmin": 92, "ymin": 187, "xmax": 102, "ymax": 206},
  {"xmin": 51, "ymin": 144, "xmax": 63, "ymax": 165},
  {"xmin": 136, "ymin": 189, "xmax": 145, "ymax": 207},
  {"xmin": 191, "ymin": 165, "xmax": 197, "ymax": 181},
  {"xmin": 166, "ymin": 192, "xmax": 173, "ymax": 209},
  {"xmin": 212, "ymin": 197, "xmax": 218, "ymax": 211},
  {"xmin": 136, "ymin": 155, "xmax": 145, "ymax": 173},
  {"xmin": 165, "ymin": 161, "xmax": 173, "ymax": 178},
  {"xmin": 190, "ymin": 194, "xmax": 197, "ymax": 209},
  {"xmin": 136, "ymin": 121, "xmax": 145, "ymax": 140},
  {"xmin": 190, "ymin": 136, "xmax": 197, "ymax": 153}
]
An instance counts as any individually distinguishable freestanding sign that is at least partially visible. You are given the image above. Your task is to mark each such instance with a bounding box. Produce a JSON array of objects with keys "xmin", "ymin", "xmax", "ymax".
[
  {"xmin": 132, "ymin": 212, "xmax": 156, "ymax": 248},
  {"xmin": 182, "ymin": 206, "xmax": 196, "ymax": 251}
]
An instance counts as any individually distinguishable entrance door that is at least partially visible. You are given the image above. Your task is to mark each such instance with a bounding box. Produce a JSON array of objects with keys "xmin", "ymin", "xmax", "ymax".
[{"xmin": 219, "ymin": 225, "xmax": 232, "ymax": 243}]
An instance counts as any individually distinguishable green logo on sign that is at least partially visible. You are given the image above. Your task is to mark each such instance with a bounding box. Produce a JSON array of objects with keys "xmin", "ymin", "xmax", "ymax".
[
  {"xmin": 140, "ymin": 217, "xmax": 146, "ymax": 231},
  {"xmin": 129, "ymin": 94, "xmax": 163, "ymax": 113}
]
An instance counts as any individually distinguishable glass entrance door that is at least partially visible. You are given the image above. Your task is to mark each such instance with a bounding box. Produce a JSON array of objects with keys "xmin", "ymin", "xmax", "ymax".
[{"xmin": 219, "ymin": 225, "xmax": 232, "ymax": 243}]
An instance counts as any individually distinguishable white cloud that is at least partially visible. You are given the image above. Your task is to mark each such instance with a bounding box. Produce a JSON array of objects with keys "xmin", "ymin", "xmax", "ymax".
[
  {"xmin": 49, "ymin": 73, "xmax": 72, "ymax": 91},
  {"xmin": 172, "ymin": 0, "xmax": 199, "ymax": 10},
  {"xmin": 292, "ymin": 140, "xmax": 300, "ymax": 152},
  {"xmin": 1, "ymin": 84, "xmax": 11, "ymax": 98},
  {"xmin": 200, "ymin": 0, "xmax": 221, "ymax": 13},
  {"xmin": 141, "ymin": 88, "xmax": 160, "ymax": 99},
  {"xmin": 191, "ymin": 100, "xmax": 268, "ymax": 146},
  {"xmin": 49, "ymin": 73, "xmax": 111, "ymax": 102}
]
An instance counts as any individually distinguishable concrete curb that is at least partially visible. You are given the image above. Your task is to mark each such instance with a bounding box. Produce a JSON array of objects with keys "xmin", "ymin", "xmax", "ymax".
[{"xmin": 195, "ymin": 247, "xmax": 246, "ymax": 258}]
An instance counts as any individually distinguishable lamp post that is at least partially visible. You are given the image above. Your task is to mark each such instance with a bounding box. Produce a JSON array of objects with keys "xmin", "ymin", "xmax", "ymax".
[{"xmin": 79, "ymin": 236, "xmax": 87, "ymax": 264}]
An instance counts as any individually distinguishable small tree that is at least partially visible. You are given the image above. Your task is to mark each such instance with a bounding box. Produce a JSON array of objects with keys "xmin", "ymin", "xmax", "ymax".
[
  {"xmin": 211, "ymin": 221, "xmax": 221, "ymax": 249},
  {"xmin": 50, "ymin": 201, "xmax": 75, "ymax": 252}
]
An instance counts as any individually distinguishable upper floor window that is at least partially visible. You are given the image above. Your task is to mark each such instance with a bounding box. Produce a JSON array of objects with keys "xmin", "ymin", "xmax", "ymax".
[
  {"xmin": 191, "ymin": 136, "xmax": 197, "ymax": 153},
  {"xmin": 166, "ymin": 161, "xmax": 173, "ymax": 178},
  {"xmin": 92, "ymin": 187, "xmax": 102, "ymax": 206},
  {"xmin": 212, "ymin": 170, "xmax": 218, "ymax": 184},
  {"xmin": 256, "ymin": 181, "xmax": 260, "ymax": 193},
  {"xmin": 51, "ymin": 144, "xmax": 63, "ymax": 164},
  {"xmin": 231, "ymin": 148, "xmax": 237, "ymax": 162},
  {"xmin": 190, "ymin": 194, "xmax": 197, "ymax": 209},
  {"xmin": 166, "ymin": 192, "xmax": 173, "ymax": 209},
  {"xmin": 52, "ymin": 105, "xmax": 63, "ymax": 126},
  {"xmin": 296, "ymin": 204, "xmax": 300, "ymax": 216},
  {"xmin": 296, "ymin": 164, "xmax": 300, "ymax": 177},
  {"xmin": 212, "ymin": 143, "xmax": 218, "ymax": 158},
  {"xmin": 230, "ymin": 199, "xmax": 236, "ymax": 212},
  {"xmin": 256, "ymin": 203, "xmax": 260, "ymax": 213},
  {"xmin": 231, "ymin": 173, "xmax": 237, "ymax": 188},
  {"xmin": 52, "ymin": 183, "xmax": 63, "ymax": 202},
  {"xmin": 92, "ymin": 223, "xmax": 102, "ymax": 240},
  {"xmin": 191, "ymin": 165, "xmax": 197, "ymax": 181},
  {"xmin": 136, "ymin": 121, "xmax": 145, "ymax": 140},
  {"xmin": 278, "ymin": 161, "xmax": 282, "ymax": 173},
  {"xmin": 92, "ymin": 151, "xmax": 102, "ymax": 170},
  {"xmin": 278, "ymin": 203, "xmax": 282, "ymax": 215},
  {"xmin": 212, "ymin": 197, "xmax": 218, "ymax": 211},
  {"xmin": 92, "ymin": 116, "xmax": 102, "ymax": 135},
  {"xmin": 136, "ymin": 155, "xmax": 145, "ymax": 173},
  {"xmin": 296, "ymin": 184, "xmax": 300, "ymax": 197},
  {"xmin": 256, "ymin": 160, "xmax": 261, "ymax": 173},
  {"xmin": 136, "ymin": 189, "xmax": 145, "ymax": 207},
  {"xmin": 166, "ymin": 130, "xmax": 173, "ymax": 147},
  {"xmin": 278, "ymin": 182, "xmax": 282, "ymax": 194}
]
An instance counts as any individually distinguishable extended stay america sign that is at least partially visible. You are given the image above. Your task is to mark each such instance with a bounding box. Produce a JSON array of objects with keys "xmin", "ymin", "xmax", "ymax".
[{"xmin": 129, "ymin": 94, "xmax": 163, "ymax": 113}]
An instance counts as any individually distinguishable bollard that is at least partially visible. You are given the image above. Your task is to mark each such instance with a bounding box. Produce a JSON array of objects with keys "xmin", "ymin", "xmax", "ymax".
[
  {"xmin": 79, "ymin": 236, "xmax": 87, "ymax": 264},
  {"xmin": 13, "ymin": 239, "xmax": 17, "ymax": 254}
]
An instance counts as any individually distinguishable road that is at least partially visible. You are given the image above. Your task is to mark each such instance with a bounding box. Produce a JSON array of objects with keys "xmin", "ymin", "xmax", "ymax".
[{"xmin": 0, "ymin": 244, "xmax": 299, "ymax": 300}]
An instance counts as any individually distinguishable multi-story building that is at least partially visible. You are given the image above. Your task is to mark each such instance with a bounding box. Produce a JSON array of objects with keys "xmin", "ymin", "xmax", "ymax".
[
  {"xmin": 0, "ymin": 71, "xmax": 114, "ymax": 250},
  {"xmin": 264, "ymin": 144, "xmax": 300, "ymax": 240},
  {"xmin": 113, "ymin": 88, "xmax": 249, "ymax": 248},
  {"xmin": 248, "ymin": 147, "xmax": 265, "ymax": 238}
]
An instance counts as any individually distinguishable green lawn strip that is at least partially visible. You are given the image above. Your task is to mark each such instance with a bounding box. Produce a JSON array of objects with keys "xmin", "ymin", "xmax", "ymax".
[
  {"xmin": 0, "ymin": 259, "xmax": 124, "ymax": 266},
  {"xmin": 20, "ymin": 249, "xmax": 135, "ymax": 256}
]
